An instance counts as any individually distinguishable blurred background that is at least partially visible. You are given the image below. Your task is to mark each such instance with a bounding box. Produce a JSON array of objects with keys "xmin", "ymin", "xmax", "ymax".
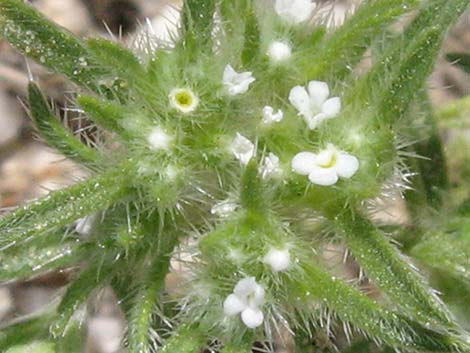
[{"xmin": 0, "ymin": 1, "xmax": 468, "ymax": 352}]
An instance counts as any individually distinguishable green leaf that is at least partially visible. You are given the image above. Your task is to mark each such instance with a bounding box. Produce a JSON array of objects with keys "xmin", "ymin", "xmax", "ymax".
[
  {"xmin": 334, "ymin": 211, "xmax": 454, "ymax": 329},
  {"xmin": 220, "ymin": 342, "xmax": 253, "ymax": 353},
  {"xmin": 55, "ymin": 322, "xmax": 85, "ymax": 353},
  {"xmin": 0, "ymin": 0, "xmax": 104, "ymax": 89},
  {"xmin": 127, "ymin": 231, "xmax": 179, "ymax": 353},
  {"xmin": 181, "ymin": 0, "xmax": 216, "ymax": 52},
  {"xmin": 0, "ymin": 240, "xmax": 81, "ymax": 281},
  {"xmin": 299, "ymin": 0, "xmax": 420, "ymax": 80},
  {"xmin": 0, "ymin": 315, "xmax": 53, "ymax": 351},
  {"xmin": 28, "ymin": 83, "xmax": 99, "ymax": 165},
  {"xmin": 77, "ymin": 95, "xmax": 126, "ymax": 135},
  {"xmin": 447, "ymin": 52, "xmax": 470, "ymax": 73},
  {"xmin": 158, "ymin": 326, "xmax": 206, "ymax": 353},
  {"xmin": 50, "ymin": 257, "xmax": 117, "ymax": 338},
  {"xmin": 0, "ymin": 164, "xmax": 132, "ymax": 251},
  {"xmin": 411, "ymin": 218, "xmax": 470, "ymax": 283},
  {"xmin": 6, "ymin": 341, "xmax": 55, "ymax": 353},
  {"xmin": 86, "ymin": 38, "xmax": 145, "ymax": 83},
  {"xmin": 404, "ymin": 92, "xmax": 448, "ymax": 212},
  {"xmin": 353, "ymin": 0, "xmax": 469, "ymax": 122},
  {"xmin": 294, "ymin": 262, "xmax": 470, "ymax": 352},
  {"xmin": 241, "ymin": 6, "xmax": 261, "ymax": 67}
]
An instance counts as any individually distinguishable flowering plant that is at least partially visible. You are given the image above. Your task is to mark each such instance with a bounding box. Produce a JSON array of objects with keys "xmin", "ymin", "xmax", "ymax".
[{"xmin": 0, "ymin": 0, "xmax": 469, "ymax": 352}]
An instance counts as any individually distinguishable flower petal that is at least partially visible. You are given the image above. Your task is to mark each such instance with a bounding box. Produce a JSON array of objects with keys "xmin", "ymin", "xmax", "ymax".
[
  {"xmin": 222, "ymin": 64, "xmax": 237, "ymax": 82},
  {"xmin": 292, "ymin": 152, "xmax": 317, "ymax": 175},
  {"xmin": 250, "ymin": 283, "xmax": 265, "ymax": 307},
  {"xmin": 322, "ymin": 97, "xmax": 341, "ymax": 118},
  {"xmin": 223, "ymin": 65, "xmax": 256, "ymax": 95},
  {"xmin": 262, "ymin": 106, "xmax": 284, "ymax": 124},
  {"xmin": 289, "ymin": 86, "xmax": 311, "ymax": 118},
  {"xmin": 260, "ymin": 152, "xmax": 282, "ymax": 178},
  {"xmin": 308, "ymin": 166, "xmax": 338, "ymax": 186},
  {"xmin": 335, "ymin": 152, "xmax": 359, "ymax": 178},
  {"xmin": 305, "ymin": 113, "xmax": 327, "ymax": 130},
  {"xmin": 264, "ymin": 248, "xmax": 291, "ymax": 272},
  {"xmin": 230, "ymin": 133, "xmax": 255, "ymax": 165},
  {"xmin": 307, "ymin": 80, "xmax": 329, "ymax": 106},
  {"xmin": 234, "ymin": 277, "xmax": 258, "ymax": 296},
  {"xmin": 223, "ymin": 294, "xmax": 246, "ymax": 316},
  {"xmin": 241, "ymin": 308, "xmax": 264, "ymax": 328}
]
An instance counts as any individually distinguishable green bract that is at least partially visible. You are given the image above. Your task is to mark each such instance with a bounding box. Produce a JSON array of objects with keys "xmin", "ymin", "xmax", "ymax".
[{"xmin": 0, "ymin": 0, "xmax": 469, "ymax": 352}]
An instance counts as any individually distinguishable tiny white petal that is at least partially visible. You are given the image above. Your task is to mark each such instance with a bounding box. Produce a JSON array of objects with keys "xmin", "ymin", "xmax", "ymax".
[
  {"xmin": 260, "ymin": 153, "xmax": 281, "ymax": 178},
  {"xmin": 241, "ymin": 308, "xmax": 264, "ymax": 328},
  {"xmin": 289, "ymin": 86, "xmax": 312, "ymax": 119},
  {"xmin": 262, "ymin": 106, "xmax": 284, "ymax": 124},
  {"xmin": 306, "ymin": 113, "xmax": 326, "ymax": 130},
  {"xmin": 147, "ymin": 126, "xmax": 172, "ymax": 150},
  {"xmin": 291, "ymin": 152, "xmax": 317, "ymax": 175},
  {"xmin": 75, "ymin": 215, "xmax": 95, "ymax": 235},
  {"xmin": 335, "ymin": 153, "xmax": 359, "ymax": 178},
  {"xmin": 223, "ymin": 64, "xmax": 256, "ymax": 96},
  {"xmin": 322, "ymin": 97, "xmax": 341, "ymax": 119},
  {"xmin": 315, "ymin": 147, "xmax": 336, "ymax": 167},
  {"xmin": 249, "ymin": 284, "xmax": 265, "ymax": 308},
  {"xmin": 230, "ymin": 133, "xmax": 255, "ymax": 165},
  {"xmin": 168, "ymin": 88, "xmax": 199, "ymax": 113},
  {"xmin": 223, "ymin": 294, "xmax": 246, "ymax": 316},
  {"xmin": 274, "ymin": 0, "xmax": 315, "ymax": 24},
  {"xmin": 264, "ymin": 248, "xmax": 291, "ymax": 272},
  {"xmin": 308, "ymin": 166, "xmax": 339, "ymax": 186},
  {"xmin": 289, "ymin": 81, "xmax": 341, "ymax": 129},
  {"xmin": 267, "ymin": 41, "xmax": 292, "ymax": 63},
  {"xmin": 307, "ymin": 80, "xmax": 330, "ymax": 107},
  {"xmin": 211, "ymin": 199, "xmax": 238, "ymax": 217},
  {"xmin": 234, "ymin": 277, "xmax": 258, "ymax": 297}
]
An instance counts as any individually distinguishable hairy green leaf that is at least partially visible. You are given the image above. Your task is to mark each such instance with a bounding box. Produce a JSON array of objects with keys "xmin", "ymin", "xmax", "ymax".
[
  {"xmin": 334, "ymin": 211, "xmax": 454, "ymax": 329},
  {"xmin": 28, "ymin": 83, "xmax": 99, "ymax": 165},
  {"xmin": 299, "ymin": 0, "xmax": 420, "ymax": 80},
  {"xmin": 0, "ymin": 0, "xmax": 104, "ymax": 89},
  {"xmin": 77, "ymin": 95, "xmax": 126, "ymax": 135},
  {"xmin": 296, "ymin": 262, "xmax": 470, "ymax": 352},
  {"xmin": 0, "ymin": 165, "xmax": 131, "ymax": 251}
]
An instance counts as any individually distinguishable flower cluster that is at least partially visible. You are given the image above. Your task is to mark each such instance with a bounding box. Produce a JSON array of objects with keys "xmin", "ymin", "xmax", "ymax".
[
  {"xmin": 223, "ymin": 246, "xmax": 291, "ymax": 328},
  {"xmin": 155, "ymin": 0, "xmax": 359, "ymax": 329}
]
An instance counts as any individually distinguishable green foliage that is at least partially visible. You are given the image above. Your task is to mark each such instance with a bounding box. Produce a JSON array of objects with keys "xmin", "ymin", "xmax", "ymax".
[
  {"xmin": 1, "ymin": 0, "xmax": 470, "ymax": 352},
  {"xmin": 0, "ymin": 0, "xmax": 104, "ymax": 89},
  {"xmin": 28, "ymin": 83, "xmax": 99, "ymax": 165}
]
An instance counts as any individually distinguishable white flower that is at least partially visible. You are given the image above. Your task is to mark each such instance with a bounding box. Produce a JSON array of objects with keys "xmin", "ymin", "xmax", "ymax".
[
  {"xmin": 260, "ymin": 153, "xmax": 282, "ymax": 178},
  {"xmin": 264, "ymin": 247, "xmax": 291, "ymax": 272},
  {"xmin": 75, "ymin": 215, "xmax": 96, "ymax": 236},
  {"xmin": 291, "ymin": 144, "xmax": 359, "ymax": 186},
  {"xmin": 223, "ymin": 64, "xmax": 256, "ymax": 96},
  {"xmin": 168, "ymin": 88, "xmax": 199, "ymax": 113},
  {"xmin": 147, "ymin": 126, "xmax": 172, "ymax": 150},
  {"xmin": 262, "ymin": 106, "xmax": 284, "ymax": 124},
  {"xmin": 288, "ymin": 81, "xmax": 341, "ymax": 130},
  {"xmin": 274, "ymin": 0, "xmax": 316, "ymax": 24},
  {"xmin": 267, "ymin": 41, "xmax": 292, "ymax": 63},
  {"xmin": 230, "ymin": 133, "xmax": 255, "ymax": 165},
  {"xmin": 223, "ymin": 277, "xmax": 265, "ymax": 328},
  {"xmin": 211, "ymin": 199, "xmax": 238, "ymax": 217}
]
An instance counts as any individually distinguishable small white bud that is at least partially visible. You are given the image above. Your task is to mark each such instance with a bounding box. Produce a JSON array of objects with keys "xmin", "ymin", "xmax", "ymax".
[
  {"xmin": 267, "ymin": 41, "xmax": 292, "ymax": 63},
  {"xmin": 263, "ymin": 247, "xmax": 291, "ymax": 272},
  {"xmin": 147, "ymin": 126, "xmax": 172, "ymax": 151}
]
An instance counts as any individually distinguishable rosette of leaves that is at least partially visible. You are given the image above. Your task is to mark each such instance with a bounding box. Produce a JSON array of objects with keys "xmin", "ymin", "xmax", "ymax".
[{"xmin": 0, "ymin": 0, "xmax": 469, "ymax": 352}]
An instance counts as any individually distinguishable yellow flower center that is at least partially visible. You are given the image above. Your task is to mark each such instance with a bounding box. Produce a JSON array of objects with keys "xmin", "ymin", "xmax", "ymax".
[{"xmin": 175, "ymin": 90, "xmax": 193, "ymax": 108}]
